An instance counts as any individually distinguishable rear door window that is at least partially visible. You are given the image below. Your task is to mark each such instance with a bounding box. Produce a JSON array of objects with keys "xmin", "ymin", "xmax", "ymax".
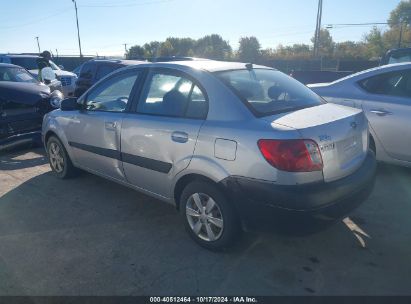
[{"xmin": 136, "ymin": 71, "xmax": 208, "ymax": 119}]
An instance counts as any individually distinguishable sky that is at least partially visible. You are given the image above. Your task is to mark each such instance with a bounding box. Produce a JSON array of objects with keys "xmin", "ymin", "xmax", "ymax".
[{"xmin": 0, "ymin": 0, "xmax": 403, "ymax": 57}]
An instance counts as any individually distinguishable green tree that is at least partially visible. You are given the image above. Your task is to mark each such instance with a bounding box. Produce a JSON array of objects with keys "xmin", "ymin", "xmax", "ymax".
[
  {"xmin": 389, "ymin": 0, "xmax": 411, "ymax": 26},
  {"xmin": 334, "ymin": 41, "xmax": 367, "ymax": 59},
  {"xmin": 143, "ymin": 41, "xmax": 161, "ymax": 58},
  {"xmin": 164, "ymin": 37, "xmax": 195, "ymax": 56},
  {"xmin": 126, "ymin": 45, "xmax": 145, "ymax": 59},
  {"xmin": 194, "ymin": 34, "xmax": 232, "ymax": 60},
  {"xmin": 311, "ymin": 29, "xmax": 335, "ymax": 57},
  {"xmin": 237, "ymin": 36, "xmax": 261, "ymax": 62},
  {"xmin": 159, "ymin": 40, "xmax": 175, "ymax": 56},
  {"xmin": 364, "ymin": 27, "xmax": 386, "ymax": 58}
]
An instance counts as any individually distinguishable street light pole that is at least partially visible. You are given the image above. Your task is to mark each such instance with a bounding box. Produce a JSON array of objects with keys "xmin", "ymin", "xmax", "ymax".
[
  {"xmin": 35, "ymin": 36, "xmax": 41, "ymax": 53},
  {"xmin": 72, "ymin": 0, "xmax": 83, "ymax": 57}
]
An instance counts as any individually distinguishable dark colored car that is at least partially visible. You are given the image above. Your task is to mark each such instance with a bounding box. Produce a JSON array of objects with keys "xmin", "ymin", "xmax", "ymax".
[
  {"xmin": 381, "ymin": 48, "xmax": 411, "ymax": 66},
  {"xmin": 0, "ymin": 54, "xmax": 78, "ymax": 97},
  {"xmin": 74, "ymin": 59, "xmax": 144, "ymax": 97},
  {"xmin": 0, "ymin": 63, "xmax": 63, "ymax": 151}
]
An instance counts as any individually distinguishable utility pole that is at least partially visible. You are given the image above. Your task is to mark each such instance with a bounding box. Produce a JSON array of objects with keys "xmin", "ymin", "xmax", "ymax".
[
  {"xmin": 398, "ymin": 22, "xmax": 404, "ymax": 48},
  {"xmin": 313, "ymin": 0, "xmax": 323, "ymax": 57},
  {"xmin": 72, "ymin": 0, "xmax": 83, "ymax": 57},
  {"xmin": 35, "ymin": 36, "xmax": 41, "ymax": 53},
  {"xmin": 123, "ymin": 43, "xmax": 128, "ymax": 57}
]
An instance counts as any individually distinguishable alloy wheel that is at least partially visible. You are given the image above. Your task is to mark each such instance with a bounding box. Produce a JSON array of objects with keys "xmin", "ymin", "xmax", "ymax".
[
  {"xmin": 186, "ymin": 193, "xmax": 224, "ymax": 242},
  {"xmin": 49, "ymin": 142, "xmax": 65, "ymax": 173}
]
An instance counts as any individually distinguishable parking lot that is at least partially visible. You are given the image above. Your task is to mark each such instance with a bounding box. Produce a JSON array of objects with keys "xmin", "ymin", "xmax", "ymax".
[{"xmin": 0, "ymin": 147, "xmax": 410, "ymax": 296}]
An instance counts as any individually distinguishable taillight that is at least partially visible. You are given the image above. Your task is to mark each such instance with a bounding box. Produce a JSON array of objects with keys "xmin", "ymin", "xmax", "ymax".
[{"xmin": 257, "ymin": 139, "xmax": 323, "ymax": 172}]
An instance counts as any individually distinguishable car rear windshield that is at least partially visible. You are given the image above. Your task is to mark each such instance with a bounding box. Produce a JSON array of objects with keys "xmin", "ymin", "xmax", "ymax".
[
  {"xmin": 0, "ymin": 67, "xmax": 38, "ymax": 83},
  {"xmin": 215, "ymin": 69, "xmax": 324, "ymax": 116}
]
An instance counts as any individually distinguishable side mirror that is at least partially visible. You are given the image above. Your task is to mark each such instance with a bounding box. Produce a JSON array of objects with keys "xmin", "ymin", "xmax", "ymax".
[
  {"xmin": 58, "ymin": 65, "xmax": 64, "ymax": 70},
  {"xmin": 60, "ymin": 97, "xmax": 80, "ymax": 111}
]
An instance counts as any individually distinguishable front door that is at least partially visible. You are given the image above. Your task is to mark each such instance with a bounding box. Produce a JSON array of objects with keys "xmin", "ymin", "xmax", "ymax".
[
  {"xmin": 121, "ymin": 69, "xmax": 209, "ymax": 198},
  {"xmin": 66, "ymin": 70, "xmax": 140, "ymax": 180}
]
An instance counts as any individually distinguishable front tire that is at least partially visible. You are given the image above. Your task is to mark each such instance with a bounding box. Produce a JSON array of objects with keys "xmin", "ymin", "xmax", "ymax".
[
  {"xmin": 180, "ymin": 181, "xmax": 240, "ymax": 251},
  {"xmin": 46, "ymin": 136, "xmax": 77, "ymax": 179}
]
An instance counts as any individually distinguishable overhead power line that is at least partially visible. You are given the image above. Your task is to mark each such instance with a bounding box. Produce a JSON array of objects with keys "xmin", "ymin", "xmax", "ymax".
[
  {"xmin": 0, "ymin": 7, "xmax": 71, "ymax": 30},
  {"xmin": 326, "ymin": 22, "xmax": 389, "ymax": 28},
  {"xmin": 79, "ymin": 0, "xmax": 173, "ymax": 8}
]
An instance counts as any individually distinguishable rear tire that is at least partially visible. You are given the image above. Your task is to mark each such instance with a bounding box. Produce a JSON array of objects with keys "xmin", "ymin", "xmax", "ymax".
[
  {"xmin": 180, "ymin": 181, "xmax": 241, "ymax": 251},
  {"xmin": 46, "ymin": 136, "xmax": 77, "ymax": 179}
]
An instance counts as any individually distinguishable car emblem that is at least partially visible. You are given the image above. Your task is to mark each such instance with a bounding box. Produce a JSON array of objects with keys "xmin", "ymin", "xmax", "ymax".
[{"xmin": 350, "ymin": 122, "xmax": 357, "ymax": 129}]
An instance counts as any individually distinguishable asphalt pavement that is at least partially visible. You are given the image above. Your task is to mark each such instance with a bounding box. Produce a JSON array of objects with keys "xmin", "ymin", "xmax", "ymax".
[{"xmin": 0, "ymin": 147, "xmax": 410, "ymax": 296}]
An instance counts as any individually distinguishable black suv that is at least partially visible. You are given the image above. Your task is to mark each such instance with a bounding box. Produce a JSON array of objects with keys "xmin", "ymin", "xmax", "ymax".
[
  {"xmin": 381, "ymin": 48, "xmax": 411, "ymax": 66},
  {"xmin": 74, "ymin": 59, "xmax": 144, "ymax": 97}
]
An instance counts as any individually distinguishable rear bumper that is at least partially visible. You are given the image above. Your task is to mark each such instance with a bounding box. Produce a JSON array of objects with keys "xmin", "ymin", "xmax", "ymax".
[{"xmin": 220, "ymin": 151, "xmax": 376, "ymax": 226}]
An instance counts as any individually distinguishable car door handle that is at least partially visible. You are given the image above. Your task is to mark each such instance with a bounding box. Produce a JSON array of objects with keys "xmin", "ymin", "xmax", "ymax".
[
  {"xmin": 171, "ymin": 131, "xmax": 189, "ymax": 143},
  {"xmin": 370, "ymin": 109, "xmax": 392, "ymax": 116},
  {"xmin": 105, "ymin": 121, "xmax": 117, "ymax": 130}
]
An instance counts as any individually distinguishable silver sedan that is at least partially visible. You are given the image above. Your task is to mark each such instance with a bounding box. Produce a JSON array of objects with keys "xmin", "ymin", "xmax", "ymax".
[
  {"xmin": 309, "ymin": 63, "xmax": 411, "ymax": 168},
  {"xmin": 42, "ymin": 60, "xmax": 376, "ymax": 250}
]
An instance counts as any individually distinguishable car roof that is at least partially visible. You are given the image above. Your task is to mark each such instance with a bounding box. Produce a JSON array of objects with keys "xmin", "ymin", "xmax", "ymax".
[
  {"xmin": 0, "ymin": 63, "xmax": 21, "ymax": 68},
  {"xmin": 332, "ymin": 62, "xmax": 411, "ymax": 84},
  {"xmin": 0, "ymin": 54, "xmax": 40, "ymax": 58},
  {"xmin": 124, "ymin": 60, "xmax": 274, "ymax": 73},
  {"xmin": 86, "ymin": 59, "xmax": 145, "ymax": 66}
]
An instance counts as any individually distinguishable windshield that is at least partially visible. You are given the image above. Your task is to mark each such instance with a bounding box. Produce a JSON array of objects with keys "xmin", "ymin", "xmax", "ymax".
[
  {"xmin": 0, "ymin": 66, "xmax": 38, "ymax": 83},
  {"xmin": 215, "ymin": 69, "xmax": 324, "ymax": 116},
  {"xmin": 10, "ymin": 57, "xmax": 60, "ymax": 71}
]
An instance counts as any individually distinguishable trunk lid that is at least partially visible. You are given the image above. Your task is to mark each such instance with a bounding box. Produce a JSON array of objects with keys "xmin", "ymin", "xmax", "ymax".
[{"xmin": 262, "ymin": 103, "xmax": 368, "ymax": 182}]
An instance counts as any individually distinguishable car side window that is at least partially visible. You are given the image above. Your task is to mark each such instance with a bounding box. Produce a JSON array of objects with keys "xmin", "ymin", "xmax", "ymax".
[
  {"xmin": 137, "ymin": 72, "xmax": 208, "ymax": 119},
  {"xmin": 85, "ymin": 72, "xmax": 139, "ymax": 112},
  {"xmin": 359, "ymin": 70, "xmax": 411, "ymax": 99},
  {"xmin": 95, "ymin": 65, "xmax": 119, "ymax": 81},
  {"xmin": 79, "ymin": 62, "xmax": 94, "ymax": 79}
]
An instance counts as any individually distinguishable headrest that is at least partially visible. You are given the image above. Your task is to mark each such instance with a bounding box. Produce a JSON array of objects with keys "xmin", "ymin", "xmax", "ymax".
[{"xmin": 162, "ymin": 90, "xmax": 188, "ymax": 116}]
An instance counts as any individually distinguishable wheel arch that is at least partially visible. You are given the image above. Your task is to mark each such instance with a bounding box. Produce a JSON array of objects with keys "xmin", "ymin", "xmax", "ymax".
[
  {"xmin": 45, "ymin": 130, "xmax": 59, "ymax": 145},
  {"xmin": 173, "ymin": 174, "xmax": 223, "ymax": 210}
]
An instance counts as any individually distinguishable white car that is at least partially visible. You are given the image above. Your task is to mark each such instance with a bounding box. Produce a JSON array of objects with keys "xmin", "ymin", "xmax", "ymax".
[
  {"xmin": 0, "ymin": 54, "xmax": 77, "ymax": 97},
  {"xmin": 309, "ymin": 63, "xmax": 411, "ymax": 168}
]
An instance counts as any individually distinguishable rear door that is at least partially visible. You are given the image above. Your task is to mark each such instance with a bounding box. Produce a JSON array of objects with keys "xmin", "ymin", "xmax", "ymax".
[
  {"xmin": 358, "ymin": 69, "xmax": 411, "ymax": 162},
  {"xmin": 66, "ymin": 70, "xmax": 141, "ymax": 180},
  {"xmin": 121, "ymin": 68, "xmax": 209, "ymax": 198}
]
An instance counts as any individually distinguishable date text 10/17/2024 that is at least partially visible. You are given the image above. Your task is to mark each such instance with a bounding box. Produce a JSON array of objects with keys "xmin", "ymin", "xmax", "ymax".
[{"xmin": 149, "ymin": 297, "xmax": 258, "ymax": 303}]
